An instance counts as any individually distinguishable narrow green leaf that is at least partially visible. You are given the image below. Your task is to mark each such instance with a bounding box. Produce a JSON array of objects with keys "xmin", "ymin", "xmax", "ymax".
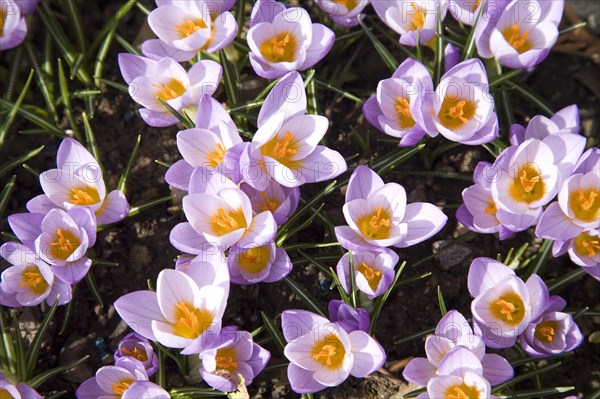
[
  {"xmin": 492, "ymin": 362, "xmax": 562, "ymax": 393},
  {"xmin": 305, "ymin": 69, "xmax": 318, "ymax": 114},
  {"xmin": 370, "ymin": 261, "xmax": 406, "ymax": 335},
  {"xmin": 374, "ymin": 144, "xmax": 425, "ymax": 176},
  {"xmin": 3, "ymin": 46, "xmax": 23, "ymax": 101},
  {"xmin": 524, "ymin": 239, "xmax": 552, "ymax": 278},
  {"xmin": 348, "ymin": 252, "xmax": 358, "ymax": 308},
  {"xmin": 283, "ymin": 277, "xmax": 327, "ymax": 317},
  {"xmin": 437, "ymin": 286, "xmax": 447, "ymax": 316},
  {"xmin": 433, "ymin": 4, "xmax": 444, "ymax": 85},
  {"xmin": 157, "ymin": 97, "xmax": 194, "ymax": 128},
  {"xmin": 94, "ymin": 25, "xmax": 117, "ymax": 87},
  {"xmin": 314, "ymin": 78, "xmax": 361, "ymax": 103},
  {"xmin": 57, "ymin": 58, "xmax": 82, "ymax": 141},
  {"xmin": 220, "ymin": 49, "xmax": 240, "ymax": 106},
  {"xmin": 170, "ymin": 387, "xmax": 227, "ymax": 398},
  {"xmin": 548, "ymin": 268, "xmax": 587, "ymax": 293},
  {"xmin": 277, "ymin": 203, "xmax": 325, "ymax": 246},
  {"xmin": 415, "ymin": 30, "xmax": 423, "ymax": 63},
  {"xmin": 118, "ymin": 135, "xmax": 141, "ymax": 194},
  {"xmin": 559, "ymin": 22, "xmax": 586, "ymax": 35},
  {"xmin": 505, "ymin": 81, "xmax": 554, "ymax": 116},
  {"xmin": 0, "ymin": 145, "xmax": 44, "ymax": 178},
  {"xmin": 489, "ymin": 69, "xmax": 522, "ymax": 88},
  {"xmin": 96, "ymin": 78, "xmax": 128, "ymax": 92},
  {"xmin": 0, "ymin": 69, "xmax": 35, "ymax": 149},
  {"xmin": 27, "ymin": 355, "xmax": 90, "ymax": 389},
  {"xmin": 0, "ymin": 307, "xmax": 16, "ymax": 373},
  {"xmin": 0, "ymin": 175, "xmax": 17, "ymax": 219},
  {"xmin": 27, "ymin": 297, "xmax": 60, "ymax": 377},
  {"xmin": 394, "ymin": 326, "xmax": 436, "ymax": 345},
  {"xmin": 115, "ymin": 34, "xmax": 141, "ymax": 55},
  {"xmin": 85, "ymin": 271, "xmax": 104, "ymax": 307},
  {"xmin": 358, "ymin": 16, "xmax": 398, "ymax": 72},
  {"xmin": 82, "ymin": 112, "xmax": 105, "ymax": 175},
  {"xmin": 128, "ymin": 195, "xmax": 175, "ymax": 217},
  {"xmin": 496, "ymin": 387, "xmax": 575, "ymax": 399},
  {"xmin": 11, "ymin": 312, "xmax": 27, "ymax": 381},
  {"xmin": 462, "ymin": 0, "xmax": 487, "ymax": 60},
  {"xmin": 156, "ymin": 345, "xmax": 167, "ymax": 388},
  {"xmin": 329, "ymin": 267, "xmax": 351, "ymax": 304},
  {"xmin": 59, "ymin": 285, "xmax": 77, "ymax": 335},
  {"xmin": 260, "ymin": 312, "xmax": 286, "ymax": 356},
  {"xmin": 60, "ymin": 0, "xmax": 87, "ymax": 52}
]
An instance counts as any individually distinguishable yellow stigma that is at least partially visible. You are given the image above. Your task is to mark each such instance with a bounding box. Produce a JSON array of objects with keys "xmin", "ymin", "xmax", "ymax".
[
  {"xmin": 357, "ymin": 206, "xmax": 392, "ymax": 240},
  {"xmin": 408, "ymin": 2, "xmax": 426, "ymax": 31},
  {"xmin": 356, "ymin": 262, "xmax": 382, "ymax": 291},
  {"xmin": 570, "ymin": 188, "xmax": 599, "ymax": 222},
  {"xmin": 261, "ymin": 131, "xmax": 300, "ymax": 168},
  {"xmin": 69, "ymin": 186, "xmax": 100, "ymax": 206},
  {"xmin": 175, "ymin": 17, "xmax": 207, "ymax": 38},
  {"xmin": 491, "ymin": 291, "xmax": 525, "ymax": 326},
  {"xmin": 509, "ymin": 163, "xmax": 546, "ymax": 203},
  {"xmin": 502, "ymin": 24, "xmax": 532, "ymax": 53},
  {"xmin": 260, "ymin": 32, "xmax": 297, "ymax": 63},
  {"xmin": 215, "ymin": 347, "xmax": 238, "ymax": 373},
  {"xmin": 121, "ymin": 345, "xmax": 148, "ymax": 362},
  {"xmin": 395, "ymin": 96, "xmax": 416, "ymax": 129},
  {"xmin": 238, "ymin": 245, "xmax": 271, "ymax": 274},
  {"xmin": 171, "ymin": 301, "xmax": 213, "ymax": 339},
  {"xmin": 19, "ymin": 266, "xmax": 49, "ymax": 295},
  {"xmin": 333, "ymin": 0, "xmax": 358, "ymax": 11},
  {"xmin": 259, "ymin": 192, "xmax": 281, "ymax": 213},
  {"xmin": 49, "ymin": 228, "xmax": 80, "ymax": 260},
  {"xmin": 534, "ymin": 321, "xmax": 558, "ymax": 343},
  {"xmin": 445, "ymin": 383, "xmax": 480, "ymax": 399},
  {"xmin": 112, "ymin": 379, "xmax": 134, "ymax": 396},
  {"xmin": 209, "ymin": 207, "xmax": 247, "ymax": 236},
  {"xmin": 207, "ymin": 143, "xmax": 227, "ymax": 168},
  {"xmin": 438, "ymin": 96, "xmax": 477, "ymax": 130},
  {"xmin": 574, "ymin": 232, "xmax": 600, "ymax": 258},
  {"xmin": 484, "ymin": 198, "xmax": 498, "ymax": 215},
  {"xmin": 311, "ymin": 334, "xmax": 345, "ymax": 369},
  {"xmin": 153, "ymin": 78, "xmax": 186, "ymax": 101}
]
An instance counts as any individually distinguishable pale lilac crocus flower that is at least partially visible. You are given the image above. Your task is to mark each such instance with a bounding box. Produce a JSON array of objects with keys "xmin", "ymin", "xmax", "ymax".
[
  {"xmin": 335, "ymin": 165, "xmax": 447, "ymax": 251},
  {"xmin": 552, "ymin": 228, "xmax": 600, "ymax": 281},
  {"xmin": 114, "ymin": 269, "xmax": 227, "ymax": 355},
  {"xmin": 282, "ymin": 309, "xmax": 385, "ymax": 394},
  {"xmin": 198, "ymin": 326, "xmax": 270, "ymax": 392},
  {"xmin": 165, "ymin": 95, "xmax": 243, "ymax": 191},
  {"xmin": 27, "ymin": 138, "xmax": 130, "ymax": 225},
  {"xmin": 240, "ymin": 180, "xmax": 300, "ymax": 225},
  {"xmin": 315, "ymin": 0, "xmax": 370, "ymax": 27},
  {"xmin": 520, "ymin": 295, "xmax": 584, "ymax": 358},
  {"xmin": 363, "ymin": 58, "xmax": 433, "ymax": 147},
  {"xmin": 336, "ymin": 249, "xmax": 398, "ymax": 299},
  {"xmin": 449, "ymin": 0, "xmax": 484, "ymax": 26},
  {"xmin": 475, "ymin": 0, "xmax": 563, "ymax": 70},
  {"xmin": 227, "ymin": 241, "xmax": 292, "ymax": 285},
  {"xmin": 118, "ymin": 53, "xmax": 221, "ymax": 127},
  {"xmin": 142, "ymin": 0, "xmax": 237, "ymax": 62},
  {"xmin": 468, "ymin": 257, "xmax": 549, "ymax": 348},
  {"xmin": 247, "ymin": 1, "xmax": 335, "ymax": 79},
  {"xmin": 0, "ymin": 372, "xmax": 42, "ymax": 399},
  {"xmin": 114, "ymin": 332, "xmax": 159, "ymax": 376},
  {"xmin": 0, "ymin": 242, "xmax": 72, "ymax": 307},
  {"xmin": 371, "ymin": 0, "xmax": 448, "ymax": 46},
  {"xmin": 328, "ymin": 299, "xmax": 370, "ymax": 334},
  {"xmin": 0, "ymin": 0, "xmax": 27, "ymax": 50},
  {"xmin": 403, "ymin": 310, "xmax": 513, "ymax": 387}
]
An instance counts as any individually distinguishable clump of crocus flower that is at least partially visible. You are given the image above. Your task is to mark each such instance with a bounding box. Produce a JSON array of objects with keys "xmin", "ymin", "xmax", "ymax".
[{"xmin": 247, "ymin": 0, "xmax": 335, "ymax": 79}]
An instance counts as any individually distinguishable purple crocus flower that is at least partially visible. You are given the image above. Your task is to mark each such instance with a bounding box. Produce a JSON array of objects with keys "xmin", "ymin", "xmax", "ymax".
[
  {"xmin": 328, "ymin": 299, "xmax": 370, "ymax": 334},
  {"xmin": 227, "ymin": 241, "xmax": 292, "ymax": 285},
  {"xmin": 27, "ymin": 138, "xmax": 130, "ymax": 225},
  {"xmin": 468, "ymin": 257, "xmax": 549, "ymax": 348},
  {"xmin": 114, "ymin": 332, "xmax": 159, "ymax": 376},
  {"xmin": 0, "ymin": 372, "xmax": 42, "ymax": 399},
  {"xmin": 0, "ymin": 0, "xmax": 27, "ymax": 50},
  {"xmin": 240, "ymin": 180, "xmax": 300, "ymax": 226},
  {"xmin": 363, "ymin": 58, "xmax": 433, "ymax": 147},
  {"xmin": 449, "ymin": 0, "xmax": 484, "ymax": 26},
  {"xmin": 165, "ymin": 95, "xmax": 243, "ymax": 191},
  {"xmin": 335, "ymin": 165, "xmax": 447, "ymax": 251},
  {"xmin": 247, "ymin": 1, "xmax": 335, "ymax": 79},
  {"xmin": 282, "ymin": 309, "xmax": 385, "ymax": 394},
  {"xmin": 198, "ymin": 326, "xmax": 270, "ymax": 392},
  {"xmin": 336, "ymin": 249, "xmax": 398, "ymax": 299},
  {"xmin": 510, "ymin": 105, "xmax": 580, "ymax": 145},
  {"xmin": 552, "ymin": 228, "xmax": 600, "ymax": 281},
  {"xmin": 520, "ymin": 295, "xmax": 584, "ymax": 358},
  {"xmin": 315, "ymin": 0, "xmax": 370, "ymax": 27},
  {"xmin": 475, "ymin": 0, "xmax": 564, "ymax": 70},
  {"xmin": 0, "ymin": 242, "xmax": 72, "ymax": 307},
  {"xmin": 142, "ymin": 0, "xmax": 238, "ymax": 61},
  {"xmin": 114, "ymin": 269, "xmax": 227, "ymax": 355},
  {"xmin": 371, "ymin": 0, "xmax": 448, "ymax": 46},
  {"xmin": 403, "ymin": 310, "xmax": 513, "ymax": 387},
  {"xmin": 118, "ymin": 53, "xmax": 221, "ymax": 127}
]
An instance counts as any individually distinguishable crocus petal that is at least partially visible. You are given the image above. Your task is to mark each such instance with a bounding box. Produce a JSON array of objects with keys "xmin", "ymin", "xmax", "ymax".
[
  {"xmin": 403, "ymin": 357, "xmax": 437, "ymax": 387},
  {"xmin": 301, "ymin": 24, "xmax": 335, "ymax": 70},
  {"xmin": 122, "ymin": 381, "xmax": 170, "ymax": 399},
  {"xmin": 398, "ymin": 203, "xmax": 447, "ymax": 247},
  {"xmin": 114, "ymin": 291, "xmax": 164, "ymax": 341},
  {"xmin": 26, "ymin": 194, "xmax": 56, "ymax": 215},
  {"xmin": 481, "ymin": 353, "xmax": 514, "ymax": 385},
  {"xmin": 46, "ymin": 277, "xmax": 72, "ymax": 306},
  {"xmin": 535, "ymin": 202, "xmax": 582, "ymax": 240},
  {"xmin": 296, "ymin": 145, "xmax": 347, "ymax": 184},
  {"xmin": 138, "ymin": 108, "xmax": 180, "ymax": 127},
  {"xmin": 287, "ymin": 362, "xmax": 328, "ymax": 394},
  {"xmin": 165, "ymin": 160, "xmax": 195, "ymax": 191},
  {"xmin": 257, "ymin": 71, "xmax": 307, "ymax": 127},
  {"xmin": 346, "ymin": 165, "xmax": 385, "ymax": 202},
  {"xmin": 51, "ymin": 257, "xmax": 92, "ymax": 284},
  {"xmin": 141, "ymin": 39, "xmax": 196, "ymax": 62},
  {"xmin": 96, "ymin": 190, "xmax": 129, "ymax": 225},
  {"xmin": 117, "ymin": 53, "xmax": 156, "ymax": 84},
  {"xmin": 57, "ymin": 138, "xmax": 99, "ymax": 171},
  {"xmin": 7, "ymin": 212, "xmax": 43, "ymax": 249},
  {"xmin": 349, "ymin": 330, "xmax": 386, "ymax": 377},
  {"xmin": 281, "ymin": 309, "xmax": 331, "ymax": 342},
  {"xmin": 76, "ymin": 377, "xmax": 108, "ymax": 399},
  {"xmin": 170, "ymin": 222, "xmax": 210, "ymax": 255},
  {"xmin": 263, "ymin": 247, "xmax": 293, "ymax": 283},
  {"xmin": 467, "ymin": 257, "xmax": 515, "ymax": 297},
  {"xmin": 437, "ymin": 346, "xmax": 483, "ymax": 377}
]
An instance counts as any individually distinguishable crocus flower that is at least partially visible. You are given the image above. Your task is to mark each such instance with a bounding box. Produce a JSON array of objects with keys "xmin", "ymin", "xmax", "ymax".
[
  {"xmin": 449, "ymin": 0, "xmax": 484, "ymax": 26},
  {"xmin": 165, "ymin": 95, "xmax": 243, "ymax": 191},
  {"xmin": 336, "ymin": 249, "xmax": 398, "ymax": 299},
  {"xmin": 328, "ymin": 299, "xmax": 370, "ymax": 334},
  {"xmin": 552, "ymin": 228, "xmax": 600, "ymax": 281},
  {"xmin": 0, "ymin": 242, "xmax": 72, "ymax": 307},
  {"xmin": 27, "ymin": 138, "xmax": 130, "ymax": 225},
  {"xmin": 227, "ymin": 241, "xmax": 292, "ymax": 285},
  {"xmin": 114, "ymin": 332, "xmax": 159, "ymax": 376},
  {"xmin": 520, "ymin": 295, "xmax": 584, "ymax": 358},
  {"xmin": 247, "ymin": 1, "xmax": 335, "ymax": 79},
  {"xmin": 335, "ymin": 165, "xmax": 447, "ymax": 251},
  {"xmin": 363, "ymin": 58, "xmax": 433, "ymax": 147},
  {"xmin": 468, "ymin": 257, "xmax": 549, "ymax": 348},
  {"xmin": 314, "ymin": 0, "xmax": 369, "ymax": 27},
  {"xmin": 240, "ymin": 180, "xmax": 300, "ymax": 225},
  {"xmin": 0, "ymin": 0, "xmax": 27, "ymax": 50},
  {"xmin": 142, "ymin": 0, "xmax": 237, "ymax": 61},
  {"xmin": 371, "ymin": 0, "xmax": 448, "ymax": 46},
  {"xmin": 0, "ymin": 372, "xmax": 42, "ymax": 399},
  {"xmin": 76, "ymin": 358, "xmax": 156, "ymax": 399},
  {"xmin": 198, "ymin": 326, "xmax": 270, "ymax": 392},
  {"xmin": 175, "ymin": 249, "xmax": 231, "ymax": 297},
  {"xmin": 475, "ymin": 0, "xmax": 564, "ymax": 69},
  {"xmin": 118, "ymin": 53, "xmax": 221, "ymax": 127},
  {"xmin": 420, "ymin": 59, "xmax": 499, "ymax": 145},
  {"xmin": 233, "ymin": 71, "xmax": 347, "ymax": 189},
  {"xmin": 403, "ymin": 310, "xmax": 513, "ymax": 387},
  {"xmin": 114, "ymin": 269, "xmax": 227, "ymax": 354},
  {"xmin": 282, "ymin": 309, "xmax": 385, "ymax": 394}
]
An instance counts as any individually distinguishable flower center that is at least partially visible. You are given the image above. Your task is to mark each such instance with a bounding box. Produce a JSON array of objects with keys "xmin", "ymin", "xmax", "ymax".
[
  {"xmin": 356, "ymin": 262, "xmax": 382, "ymax": 291},
  {"xmin": 121, "ymin": 345, "xmax": 148, "ymax": 362},
  {"xmin": 333, "ymin": 0, "xmax": 358, "ymax": 11},
  {"xmin": 534, "ymin": 321, "xmax": 558, "ymax": 343},
  {"xmin": 153, "ymin": 78, "xmax": 186, "ymax": 102},
  {"xmin": 215, "ymin": 347, "xmax": 238, "ymax": 373},
  {"xmin": 491, "ymin": 291, "xmax": 525, "ymax": 326},
  {"xmin": 209, "ymin": 207, "xmax": 247, "ymax": 236},
  {"xmin": 438, "ymin": 96, "xmax": 477, "ymax": 130},
  {"xmin": 238, "ymin": 245, "xmax": 271, "ymax": 274},
  {"xmin": 0, "ymin": 8, "xmax": 7, "ymax": 38},
  {"xmin": 574, "ymin": 232, "xmax": 600, "ymax": 257},
  {"xmin": 0, "ymin": 388, "xmax": 16, "ymax": 399},
  {"xmin": 395, "ymin": 96, "xmax": 416, "ymax": 129},
  {"xmin": 49, "ymin": 228, "xmax": 81, "ymax": 260},
  {"xmin": 357, "ymin": 205, "xmax": 392, "ymax": 240},
  {"xmin": 261, "ymin": 131, "xmax": 300, "ymax": 168},
  {"xmin": 502, "ymin": 24, "xmax": 532, "ymax": 53},
  {"xmin": 207, "ymin": 143, "xmax": 227, "ymax": 168},
  {"xmin": 112, "ymin": 379, "xmax": 134, "ymax": 396},
  {"xmin": 260, "ymin": 32, "xmax": 298, "ymax": 63},
  {"xmin": 19, "ymin": 266, "xmax": 49, "ymax": 295},
  {"xmin": 69, "ymin": 186, "xmax": 101, "ymax": 206},
  {"xmin": 407, "ymin": 2, "xmax": 426, "ymax": 31},
  {"xmin": 569, "ymin": 188, "xmax": 599, "ymax": 222},
  {"xmin": 509, "ymin": 163, "xmax": 546, "ymax": 203},
  {"xmin": 259, "ymin": 192, "xmax": 281, "ymax": 213},
  {"xmin": 172, "ymin": 301, "xmax": 214, "ymax": 339},
  {"xmin": 484, "ymin": 198, "xmax": 498, "ymax": 215},
  {"xmin": 175, "ymin": 17, "xmax": 207, "ymax": 38},
  {"xmin": 446, "ymin": 383, "xmax": 480, "ymax": 399},
  {"xmin": 311, "ymin": 334, "xmax": 346, "ymax": 369}
]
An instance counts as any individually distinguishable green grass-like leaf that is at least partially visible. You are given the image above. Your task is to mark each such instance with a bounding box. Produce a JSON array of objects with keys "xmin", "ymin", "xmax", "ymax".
[
  {"xmin": 0, "ymin": 175, "xmax": 17, "ymax": 219},
  {"xmin": 358, "ymin": 16, "xmax": 398, "ymax": 72},
  {"xmin": 27, "ymin": 355, "xmax": 90, "ymax": 388},
  {"xmin": 0, "ymin": 145, "xmax": 45, "ymax": 178},
  {"xmin": 57, "ymin": 58, "xmax": 82, "ymax": 140},
  {"xmin": 118, "ymin": 134, "xmax": 142, "ymax": 194},
  {"xmin": 127, "ymin": 195, "xmax": 176, "ymax": 217},
  {"xmin": 283, "ymin": 277, "xmax": 327, "ymax": 317},
  {"xmin": 27, "ymin": 297, "xmax": 60, "ymax": 377},
  {"xmin": 260, "ymin": 312, "xmax": 286, "ymax": 356},
  {"xmin": 0, "ymin": 69, "xmax": 35, "ymax": 148}
]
